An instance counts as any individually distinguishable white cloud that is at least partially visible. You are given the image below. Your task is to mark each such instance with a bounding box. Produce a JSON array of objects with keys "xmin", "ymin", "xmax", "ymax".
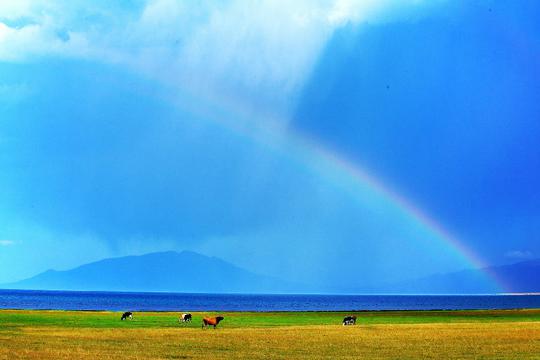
[
  {"xmin": 0, "ymin": 1, "xmax": 36, "ymax": 20},
  {"xmin": 0, "ymin": 0, "xmax": 443, "ymax": 116},
  {"xmin": 124, "ymin": 0, "xmax": 440, "ymax": 118},
  {"xmin": 168, "ymin": 0, "xmax": 334, "ymax": 113},
  {"xmin": 328, "ymin": 0, "xmax": 380, "ymax": 25},
  {"xmin": 0, "ymin": 22, "xmax": 53, "ymax": 61},
  {"xmin": 0, "ymin": 240, "xmax": 14, "ymax": 246},
  {"xmin": 505, "ymin": 250, "xmax": 535, "ymax": 260}
]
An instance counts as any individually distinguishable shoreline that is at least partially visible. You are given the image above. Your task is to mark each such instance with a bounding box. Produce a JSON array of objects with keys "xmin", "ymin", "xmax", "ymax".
[
  {"xmin": 1, "ymin": 308, "xmax": 540, "ymax": 313},
  {"xmin": 2, "ymin": 290, "xmax": 540, "ymax": 312},
  {"xmin": 3, "ymin": 288, "xmax": 540, "ymax": 296}
]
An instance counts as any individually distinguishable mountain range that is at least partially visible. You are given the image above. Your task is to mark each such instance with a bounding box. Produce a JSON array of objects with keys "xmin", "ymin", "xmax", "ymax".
[
  {"xmin": 392, "ymin": 259, "xmax": 540, "ymax": 294},
  {"xmin": 3, "ymin": 251, "xmax": 539, "ymax": 294},
  {"xmin": 3, "ymin": 251, "xmax": 298, "ymax": 293}
]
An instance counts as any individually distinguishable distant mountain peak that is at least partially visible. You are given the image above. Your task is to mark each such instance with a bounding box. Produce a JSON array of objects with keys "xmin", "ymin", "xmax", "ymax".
[
  {"xmin": 2, "ymin": 251, "xmax": 297, "ymax": 294},
  {"xmin": 392, "ymin": 258, "xmax": 540, "ymax": 294}
]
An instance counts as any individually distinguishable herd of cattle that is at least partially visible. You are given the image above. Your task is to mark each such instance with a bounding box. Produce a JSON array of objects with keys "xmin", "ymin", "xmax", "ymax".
[{"xmin": 121, "ymin": 312, "xmax": 358, "ymax": 327}]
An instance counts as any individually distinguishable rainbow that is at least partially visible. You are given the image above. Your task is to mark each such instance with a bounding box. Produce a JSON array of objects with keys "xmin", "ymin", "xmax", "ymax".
[
  {"xmin": 293, "ymin": 130, "xmax": 507, "ymax": 292},
  {"xmin": 169, "ymin": 86, "xmax": 507, "ymax": 293}
]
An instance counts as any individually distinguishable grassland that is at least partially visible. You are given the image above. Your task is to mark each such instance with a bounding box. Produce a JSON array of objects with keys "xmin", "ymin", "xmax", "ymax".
[{"xmin": 1, "ymin": 309, "xmax": 540, "ymax": 359}]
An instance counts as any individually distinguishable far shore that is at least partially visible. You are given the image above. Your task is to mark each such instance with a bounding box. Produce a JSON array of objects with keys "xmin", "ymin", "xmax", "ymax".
[{"xmin": 1, "ymin": 307, "xmax": 540, "ymax": 313}]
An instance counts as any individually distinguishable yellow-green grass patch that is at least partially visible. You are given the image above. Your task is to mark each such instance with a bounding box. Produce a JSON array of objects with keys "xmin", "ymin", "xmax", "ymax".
[{"xmin": 1, "ymin": 309, "xmax": 540, "ymax": 359}]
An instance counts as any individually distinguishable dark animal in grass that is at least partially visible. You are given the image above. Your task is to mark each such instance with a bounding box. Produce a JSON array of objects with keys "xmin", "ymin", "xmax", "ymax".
[
  {"xmin": 121, "ymin": 311, "xmax": 133, "ymax": 320},
  {"xmin": 180, "ymin": 313, "xmax": 192, "ymax": 323},
  {"xmin": 342, "ymin": 315, "xmax": 357, "ymax": 325},
  {"xmin": 202, "ymin": 316, "xmax": 224, "ymax": 329}
]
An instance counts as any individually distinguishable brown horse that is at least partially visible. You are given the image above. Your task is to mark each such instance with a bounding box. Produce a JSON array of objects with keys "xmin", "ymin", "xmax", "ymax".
[{"xmin": 202, "ymin": 316, "xmax": 224, "ymax": 329}]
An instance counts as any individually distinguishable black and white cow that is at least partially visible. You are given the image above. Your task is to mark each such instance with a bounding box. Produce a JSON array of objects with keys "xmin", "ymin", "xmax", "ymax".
[
  {"xmin": 121, "ymin": 311, "xmax": 133, "ymax": 320},
  {"xmin": 180, "ymin": 313, "xmax": 192, "ymax": 323},
  {"xmin": 342, "ymin": 315, "xmax": 357, "ymax": 326}
]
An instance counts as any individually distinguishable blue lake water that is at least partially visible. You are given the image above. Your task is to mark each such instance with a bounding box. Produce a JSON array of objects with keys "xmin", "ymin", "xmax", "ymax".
[{"xmin": 1, "ymin": 290, "xmax": 539, "ymax": 311}]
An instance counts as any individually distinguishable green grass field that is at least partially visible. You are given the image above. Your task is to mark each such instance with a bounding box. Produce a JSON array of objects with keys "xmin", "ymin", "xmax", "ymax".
[{"xmin": 1, "ymin": 309, "xmax": 540, "ymax": 359}]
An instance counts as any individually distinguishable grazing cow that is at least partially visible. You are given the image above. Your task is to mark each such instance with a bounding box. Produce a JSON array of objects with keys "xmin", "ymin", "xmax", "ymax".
[
  {"xmin": 342, "ymin": 315, "xmax": 357, "ymax": 326},
  {"xmin": 202, "ymin": 316, "xmax": 224, "ymax": 329},
  {"xmin": 180, "ymin": 313, "xmax": 192, "ymax": 323},
  {"xmin": 121, "ymin": 312, "xmax": 133, "ymax": 321}
]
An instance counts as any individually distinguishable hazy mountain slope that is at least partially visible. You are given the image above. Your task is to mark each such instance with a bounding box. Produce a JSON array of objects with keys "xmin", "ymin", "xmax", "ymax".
[
  {"xmin": 391, "ymin": 259, "xmax": 540, "ymax": 294},
  {"xmin": 3, "ymin": 251, "xmax": 297, "ymax": 293}
]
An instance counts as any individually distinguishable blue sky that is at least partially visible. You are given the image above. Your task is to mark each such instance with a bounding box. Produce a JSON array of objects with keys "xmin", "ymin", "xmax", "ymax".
[{"xmin": 0, "ymin": 0, "xmax": 538, "ymax": 290}]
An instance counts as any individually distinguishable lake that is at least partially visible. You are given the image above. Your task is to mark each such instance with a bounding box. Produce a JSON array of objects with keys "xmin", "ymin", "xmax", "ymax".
[{"xmin": 1, "ymin": 289, "xmax": 539, "ymax": 311}]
